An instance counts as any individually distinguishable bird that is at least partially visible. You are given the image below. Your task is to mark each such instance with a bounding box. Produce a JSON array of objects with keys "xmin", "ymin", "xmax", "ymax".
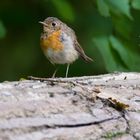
[{"xmin": 39, "ymin": 17, "xmax": 93, "ymax": 77}]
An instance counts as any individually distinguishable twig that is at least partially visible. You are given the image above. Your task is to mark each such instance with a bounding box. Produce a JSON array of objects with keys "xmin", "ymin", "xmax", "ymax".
[{"xmin": 28, "ymin": 76, "xmax": 100, "ymax": 101}]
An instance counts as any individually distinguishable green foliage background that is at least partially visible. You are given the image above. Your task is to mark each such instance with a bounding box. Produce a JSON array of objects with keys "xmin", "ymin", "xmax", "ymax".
[{"xmin": 0, "ymin": 0, "xmax": 140, "ymax": 81}]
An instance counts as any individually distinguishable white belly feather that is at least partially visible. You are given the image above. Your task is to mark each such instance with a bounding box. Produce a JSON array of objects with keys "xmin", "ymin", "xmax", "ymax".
[{"xmin": 44, "ymin": 33, "xmax": 79, "ymax": 64}]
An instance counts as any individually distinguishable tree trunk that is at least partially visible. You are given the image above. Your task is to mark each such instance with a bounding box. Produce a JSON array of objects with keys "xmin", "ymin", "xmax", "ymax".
[{"xmin": 0, "ymin": 72, "xmax": 140, "ymax": 140}]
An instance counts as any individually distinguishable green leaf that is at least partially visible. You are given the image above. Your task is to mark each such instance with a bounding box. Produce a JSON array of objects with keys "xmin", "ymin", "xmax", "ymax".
[
  {"xmin": 93, "ymin": 36, "xmax": 118, "ymax": 72},
  {"xmin": 97, "ymin": 0, "xmax": 110, "ymax": 17},
  {"xmin": 109, "ymin": 35, "xmax": 132, "ymax": 68},
  {"xmin": 112, "ymin": 16, "xmax": 132, "ymax": 39},
  {"xmin": 105, "ymin": 0, "xmax": 132, "ymax": 19},
  {"xmin": 130, "ymin": 53, "xmax": 140, "ymax": 71},
  {"xmin": 131, "ymin": 0, "xmax": 140, "ymax": 10},
  {"xmin": 0, "ymin": 21, "xmax": 6, "ymax": 38},
  {"xmin": 51, "ymin": 0, "xmax": 75, "ymax": 22},
  {"xmin": 109, "ymin": 35, "xmax": 140, "ymax": 71}
]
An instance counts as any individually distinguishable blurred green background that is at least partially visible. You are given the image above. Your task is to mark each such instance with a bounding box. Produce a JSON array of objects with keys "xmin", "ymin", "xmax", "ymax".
[{"xmin": 0, "ymin": 0, "xmax": 140, "ymax": 81}]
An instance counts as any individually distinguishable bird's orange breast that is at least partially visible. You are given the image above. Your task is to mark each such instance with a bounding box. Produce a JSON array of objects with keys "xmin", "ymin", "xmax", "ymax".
[{"xmin": 41, "ymin": 30, "xmax": 64, "ymax": 51}]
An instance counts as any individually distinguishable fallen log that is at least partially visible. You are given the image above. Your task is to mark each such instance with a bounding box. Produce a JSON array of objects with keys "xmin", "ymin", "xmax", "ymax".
[{"xmin": 0, "ymin": 72, "xmax": 139, "ymax": 140}]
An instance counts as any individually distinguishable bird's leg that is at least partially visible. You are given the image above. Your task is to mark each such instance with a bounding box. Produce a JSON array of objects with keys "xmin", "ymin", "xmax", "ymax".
[
  {"xmin": 52, "ymin": 68, "xmax": 58, "ymax": 78},
  {"xmin": 65, "ymin": 64, "xmax": 70, "ymax": 78}
]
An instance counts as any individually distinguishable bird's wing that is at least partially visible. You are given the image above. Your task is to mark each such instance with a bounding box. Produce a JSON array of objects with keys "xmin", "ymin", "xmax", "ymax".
[
  {"xmin": 74, "ymin": 40, "xmax": 93, "ymax": 62},
  {"xmin": 63, "ymin": 25, "xmax": 93, "ymax": 62}
]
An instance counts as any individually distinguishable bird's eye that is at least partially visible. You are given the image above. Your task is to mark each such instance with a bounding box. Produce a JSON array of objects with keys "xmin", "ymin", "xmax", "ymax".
[{"xmin": 51, "ymin": 22, "xmax": 57, "ymax": 27}]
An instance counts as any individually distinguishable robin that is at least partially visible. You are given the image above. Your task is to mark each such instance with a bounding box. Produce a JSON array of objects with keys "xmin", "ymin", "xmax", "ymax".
[{"xmin": 39, "ymin": 17, "xmax": 93, "ymax": 77}]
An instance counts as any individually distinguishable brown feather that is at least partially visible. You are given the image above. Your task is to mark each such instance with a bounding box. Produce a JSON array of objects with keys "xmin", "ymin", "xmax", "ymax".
[{"xmin": 74, "ymin": 40, "xmax": 93, "ymax": 62}]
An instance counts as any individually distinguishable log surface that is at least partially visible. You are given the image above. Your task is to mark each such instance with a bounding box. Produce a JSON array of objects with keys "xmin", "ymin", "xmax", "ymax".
[{"xmin": 0, "ymin": 72, "xmax": 140, "ymax": 140}]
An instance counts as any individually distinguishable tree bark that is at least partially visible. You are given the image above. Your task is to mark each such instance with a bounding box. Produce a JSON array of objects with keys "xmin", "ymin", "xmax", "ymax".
[{"xmin": 0, "ymin": 72, "xmax": 140, "ymax": 140}]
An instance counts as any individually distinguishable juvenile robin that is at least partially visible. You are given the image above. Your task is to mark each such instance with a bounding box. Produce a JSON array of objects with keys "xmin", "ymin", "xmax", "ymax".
[{"xmin": 39, "ymin": 17, "xmax": 93, "ymax": 77}]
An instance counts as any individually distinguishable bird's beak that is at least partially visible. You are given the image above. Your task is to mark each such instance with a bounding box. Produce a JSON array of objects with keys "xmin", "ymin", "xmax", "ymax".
[{"xmin": 39, "ymin": 21, "xmax": 48, "ymax": 27}]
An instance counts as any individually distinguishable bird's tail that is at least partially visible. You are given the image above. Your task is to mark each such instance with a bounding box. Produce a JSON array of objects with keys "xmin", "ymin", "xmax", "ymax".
[{"xmin": 80, "ymin": 54, "xmax": 93, "ymax": 62}]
